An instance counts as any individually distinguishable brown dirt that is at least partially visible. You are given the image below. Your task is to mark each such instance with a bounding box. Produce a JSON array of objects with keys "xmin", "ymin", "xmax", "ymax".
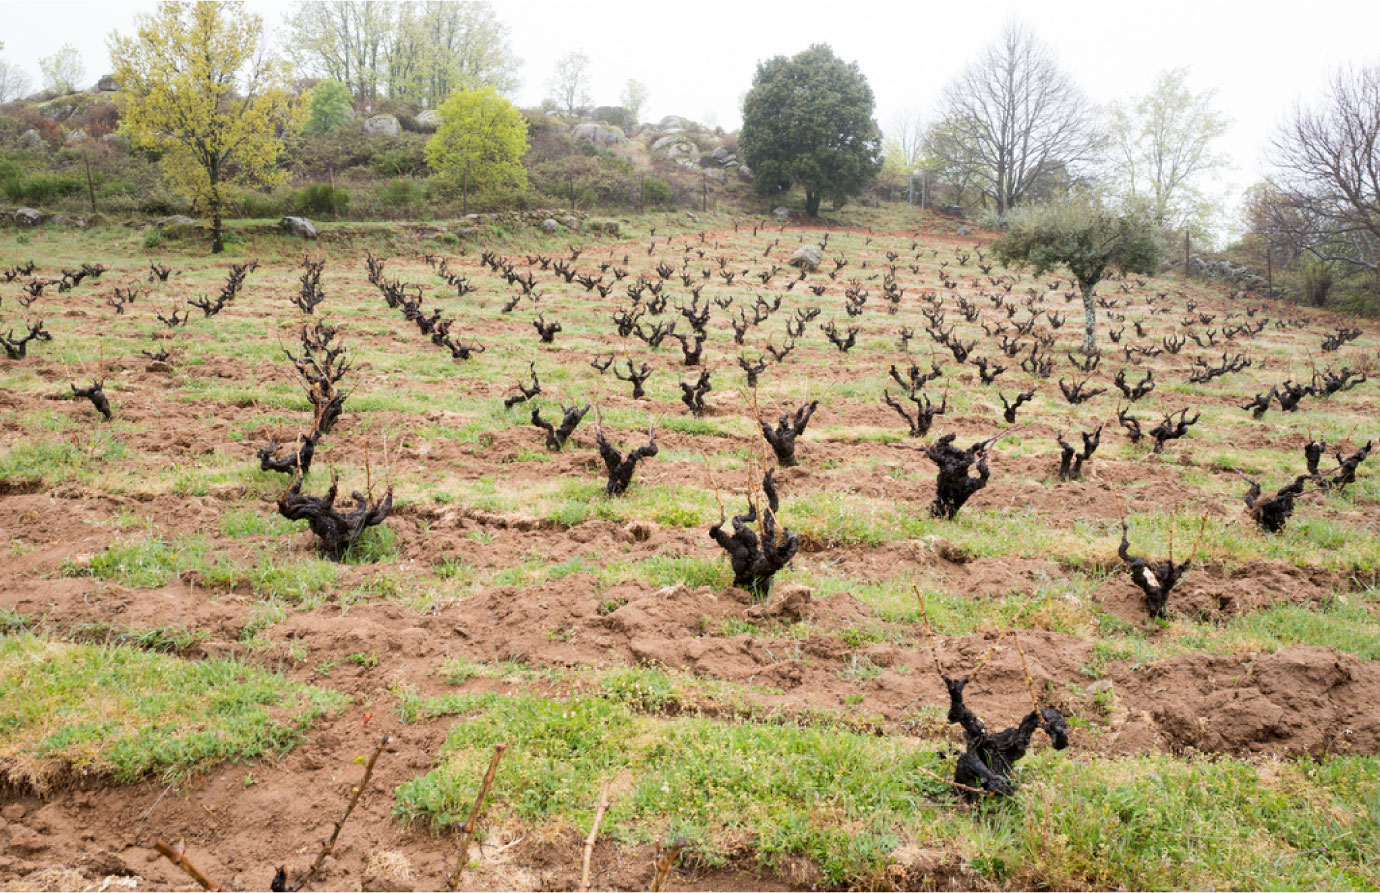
[{"xmin": 1, "ymin": 220, "xmax": 1377, "ymax": 890}]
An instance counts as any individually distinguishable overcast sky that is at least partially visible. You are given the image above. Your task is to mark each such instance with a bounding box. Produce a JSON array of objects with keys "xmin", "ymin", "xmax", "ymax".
[{"xmin": 4, "ymin": 0, "xmax": 1379, "ymax": 237}]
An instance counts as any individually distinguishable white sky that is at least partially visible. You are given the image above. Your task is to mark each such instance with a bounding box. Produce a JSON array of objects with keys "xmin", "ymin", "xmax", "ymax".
[{"xmin": 4, "ymin": 0, "xmax": 1380, "ymax": 238}]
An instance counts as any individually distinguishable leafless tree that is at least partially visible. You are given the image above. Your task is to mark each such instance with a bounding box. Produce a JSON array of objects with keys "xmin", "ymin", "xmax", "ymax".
[
  {"xmin": 1267, "ymin": 64, "xmax": 1380, "ymax": 282},
  {"xmin": 546, "ymin": 50, "xmax": 592, "ymax": 113},
  {"xmin": 928, "ymin": 20, "xmax": 1101, "ymax": 213}
]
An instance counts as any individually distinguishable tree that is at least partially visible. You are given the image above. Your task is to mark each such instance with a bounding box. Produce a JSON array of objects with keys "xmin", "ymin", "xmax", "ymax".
[
  {"xmin": 546, "ymin": 51, "xmax": 591, "ymax": 113},
  {"xmin": 305, "ymin": 79, "xmax": 354, "ymax": 133},
  {"xmin": 1108, "ymin": 67, "xmax": 1230, "ymax": 234},
  {"xmin": 620, "ymin": 79, "xmax": 649, "ymax": 123},
  {"xmin": 739, "ymin": 44, "xmax": 882, "ymax": 218},
  {"xmin": 0, "ymin": 52, "xmax": 32, "ymax": 103},
  {"xmin": 1267, "ymin": 64, "xmax": 1380, "ymax": 289},
  {"xmin": 111, "ymin": 1, "xmax": 302, "ymax": 253},
  {"xmin": 994, "ymin": 194, "xmax": 1163, "ymax": 353},
  {"xmin": 39, "ymin": 44, "xmax": 85, "ymax": 94},
  {"xmin": 930, "ymin": 21, "xmax": 1100, "ymax": 213},
  {"xmin": 423, "ymin": 86, "xmax": 527, "ymax": 214},
  {"xmin": 283, "ymin": 1, "xmax": 519, "ymax": 107}
]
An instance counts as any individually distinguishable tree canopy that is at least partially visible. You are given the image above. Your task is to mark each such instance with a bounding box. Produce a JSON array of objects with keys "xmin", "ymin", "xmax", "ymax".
[
  {"xmin": 995, "ymin": 195, "xmax": 1163, "ymax": 353},
  {"xmin": 739, "ymin": 44, "xmax": 882, "ymax": 218},
  {"xmin": 39, "ymin": 44, "xmax": 85, "ymax": 94},
  {"xmin": 284, "ymin": 1, "xmax": 520, "ymax": 107},
  {"xmin": 1108, "ymin": 67, "xmax": 1231, "ymax": 236},
  {"xmin": 423, "ymin": 86, "xmax": 528, "ymax": 213},
  {"xmin": 111, "ymin": 1, "xmax": 302, "ymax": 253},
  {"xmin": 304, "ymin": 79, "xmax": 354, "ymax": 134}
]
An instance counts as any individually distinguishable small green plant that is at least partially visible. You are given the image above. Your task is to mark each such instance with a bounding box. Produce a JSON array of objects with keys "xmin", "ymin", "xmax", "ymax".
[{"xmin": 294, "ymin": 183, "xmax": 350, "ymax": 217}]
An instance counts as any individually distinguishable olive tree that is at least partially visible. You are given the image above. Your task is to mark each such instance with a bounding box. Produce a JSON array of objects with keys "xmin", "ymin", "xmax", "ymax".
[
  {"xmin": 995, "ymin": 195, "xmax": 1163, "ymax": 354},
  {"xmin": 740, "ymin": 44, "xmax": 882, "ymax": 218}
]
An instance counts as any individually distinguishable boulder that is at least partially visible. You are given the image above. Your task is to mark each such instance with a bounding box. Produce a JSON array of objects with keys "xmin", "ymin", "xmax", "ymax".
[
  {"xmin": 593, "ymin": 219, "xmax": 620, "ymax": 236},
  {"xmin": 39, "ymin": 103, "xmax": 73, "ymax": 122},
  {"xmin": 772, "ymin": 206, "xmax": 791, "ymax": 222},
  {"xmin": 16, "ymin": 129, "xmax": 45, "ymax": 152},
  {"xmin": 540, "ymin": 218, "xmax": 559, "ymax": 234},
  {"xmin": 788, "ymin": 244, "xmax": 823, "ymax": 271},
  {"xmin": 956, "ymin": 225, "xmax": 972, "ymax": 236},
  {"xmin": 64, "ymin": 129, "xmax": 88, "ymax": 146},
  {"xmin": 592, "ymin": 106, "xmax": 635, "ymax": 129},
  {"xmin": 414, "ymin": 109, "xmax": 442, "ymax": 131},
  {"xmin": 279, "ymin": 216, "xmax": 318, "ymax": 240},
  {"xmin": 48, "ymin": 213, "xmax": 89, "ymax": 229},
  {"xmin": 650, "ymin": 134, "xmax": 698, "ymax": 165},
  {"xmin": 13, "ymin": 208, "xmax": 47, "ymax": 227},
  {"xmin": 157, "ymin": 215, "xmax": 196, "ymax": 228},
  {"xmin": 96, "ymin": 74, "xmax": 119, "ymax": 92},
  {"xmin": 572, "ymin": 122, "xmax": 626, "ymax": 149},
  {"xmin": 656, "ymin": 115, "xmax": 693, "ymax": 132},
  {"xmin": 363, "ymin": 114, "xmax": 400, "ymax": 137}
]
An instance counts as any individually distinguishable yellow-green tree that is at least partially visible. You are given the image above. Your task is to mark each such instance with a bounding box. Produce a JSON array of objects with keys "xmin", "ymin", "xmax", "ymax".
[
  {"xmin": 110, "ymin": 1, "xmax": 302, "ymax": 253},
  {"xmin": 424, "ymin": 86, "xmax": 528, "ymax": 214}
]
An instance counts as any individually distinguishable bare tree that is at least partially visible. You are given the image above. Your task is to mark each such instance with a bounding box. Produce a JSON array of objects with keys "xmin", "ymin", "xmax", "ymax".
[
  {"xmin": 0, "ymin": 58, "xmax": 31, "ymax": 103},
  {"xmin": 1268, "ymin": 64, "xmax": 1380, "ymax": 282},
  {"xmin": 929, "ymin": 21, "xmax": 1101, "ymax": 213},
  {"xmin": 887, "ymin": 107, "xmax": 925, "ymax": 171},
  {"xmin": 546, "ymin": 51, "xmax": 592, "ymax": 113}
]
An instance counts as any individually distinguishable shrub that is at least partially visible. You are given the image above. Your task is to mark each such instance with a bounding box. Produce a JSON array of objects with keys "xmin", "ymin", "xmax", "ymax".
[
  {"xmin": 379, "ymin": 179, "xmax": 422, "ymax": 207},
  {"xmin": 642, "ymin": 176, "xmax": 673, "ymax": 207},
  {"xmin": 294, "ymin": 183, "xmax": 349, "ymax": 217}
]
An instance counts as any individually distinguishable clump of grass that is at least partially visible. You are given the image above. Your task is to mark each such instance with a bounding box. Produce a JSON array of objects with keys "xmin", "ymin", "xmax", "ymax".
[{"xmin": 0, "ymin": 632, "xmax": 345, "ymax": 792}]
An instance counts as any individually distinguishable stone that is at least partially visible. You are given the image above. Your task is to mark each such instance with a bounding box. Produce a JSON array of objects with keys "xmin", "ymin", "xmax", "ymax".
[
  {"xmin": 16, "ymin": 129, "xmax": 44, "ymax": 152},
  {"xmin": 363, "ymin": 114, "xmax": 401, "ymax": 137},
  {"xmin": 572, "ymin": 122, "xmax": 626, "ymax": 149},
  {"xmin": 39, "ymin": 103, "xmax": 73, "ymax": 122},
  {"xmin": 414, "ymin": 109, "xmax": 441, "ymax": 131},
  {"xmin": 656, "ymin": 115, "xmax": 693, "ymax": 132},
  {"xmin": 788, "ymin": 244, "xmax": 823, "ymax": 271},
  {"xmin": 13, "ymin": 208, "xmax": 47, "ymax": 227},
  {"xmin": 592, "ymin": 105, "xmax": 635, "ymax": 129},
  {"xmin": 279, "ymin": 216, "xmax": 318, "ymax": 239},
  {"xmin": 96, "ymin": 74, "xmax": 119, "ymax": 92},
  {"xmin": 772, "ymin": 206, "xmax": 790, "ymax": 222},
  {"xmin": 63, "ymin": 129, "xmax": 88, "ymax": 146},
  {"xmin": 957, "ymin": 225, "xmax": 972, "ymax": 236},
  {"xmin": 157, "ymin": 215, "xmax": 196, "ymax": 228},
  {"xmin": 48, "ymin": 214, "xmax": 88, "ymax": 229},
  {"xmin": 540, "ymin": 218, "xmax": 559, "ymax": 234},
  {"xmin": 593, "ymin": 219, "xmax": 620, "ymax": 236},
  {"xmin": 559, "ymin": 215, "xmax": 579, "ymax": 230}
]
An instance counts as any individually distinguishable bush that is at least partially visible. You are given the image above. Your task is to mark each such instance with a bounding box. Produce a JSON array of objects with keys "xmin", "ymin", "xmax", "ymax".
[
  {"xmin": 294, "ymin": 183, "xmax": 349, "ymax": 217},
  {"xmin": 237, "ymin": 191, "xmax": 285, "ymax": 219},
  {"xmin": 1, "ymin": 171, "xmax": 84, "ymax": 204},
  {"xmin": 379, "ymin": 179, "xmax": 422, "ymax": 207},
  {"xmin": 642, "ymin": 176, "xmax": 673, "ymax": 207}
]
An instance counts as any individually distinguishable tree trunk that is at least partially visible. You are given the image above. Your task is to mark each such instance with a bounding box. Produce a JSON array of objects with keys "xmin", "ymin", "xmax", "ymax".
[
  {"xmin": 805, "ymin": 190, "xmax": 821, "ymax": 217},
  {"xmin": 211, "ymin": 205, "xmax": 223, "ymax": 254},
  {"xmin": 1080, "ymin": 283, "xmax": 1097, "ymax": 354}
]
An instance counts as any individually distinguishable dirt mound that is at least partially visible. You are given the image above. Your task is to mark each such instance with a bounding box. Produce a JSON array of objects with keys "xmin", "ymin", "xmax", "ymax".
[
  {"xmin": 1099, "ymin": 559, "xmax": 1343, "ymax": 622},
  {"xmin": 1115, "ymin": 645, "xmax": 1380, "ymax": 755}
]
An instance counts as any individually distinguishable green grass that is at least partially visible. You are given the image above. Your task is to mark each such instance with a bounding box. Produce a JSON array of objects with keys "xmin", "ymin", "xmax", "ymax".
[
  {"xmin": 394, "ymin": 692, "xmax": 1380, "ymax": 889},
  {"xmin": 0, "ymin": 632, "xmax": 345, "ymax": 792}
]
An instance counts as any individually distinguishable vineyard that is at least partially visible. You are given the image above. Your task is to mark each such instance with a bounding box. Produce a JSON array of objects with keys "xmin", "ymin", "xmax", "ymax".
[{"xmin": 1, "ymin": 207, "xmax": 1377, "ymax": 891}]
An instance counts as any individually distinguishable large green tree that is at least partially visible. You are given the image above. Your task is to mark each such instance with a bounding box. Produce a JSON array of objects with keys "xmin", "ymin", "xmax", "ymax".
[
  {"xmin": 995, "ymin": 194, "xmax": 1163, "ymax": 354},
  {"xmin": 423, "ymin": 86, "xmax": 527, "ymax": 214},
  {"xmin": 739, "ymin": 44, "xmax": 882, "ymax": 218},
  {"xmin": 111, "ymin": 1, "xmax": 301, "ymax": 253}
]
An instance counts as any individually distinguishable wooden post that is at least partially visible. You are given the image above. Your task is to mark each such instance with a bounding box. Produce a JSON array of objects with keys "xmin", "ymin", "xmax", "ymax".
[
  {"xmin": 1184, "ymin": 231, "xmax": 1191, "ymax": 278},
  {"xmin": 1266, "ymin": 245, "xmax": 1273, "ymax": 297},
  {"xmin": 639, "ymin": 174, "xmax": 645, "ymax": 213},
  {"xmin": 82, "ymin": 142, "xmax": 96, "ymax": 214},
  {"xmin": 329, "ymin": 166, "xmax": 337, "ymax": 219},
  {"xmin": 569, "ymin": 175, "xmax": 575, "ymax": 213},
  {"xmin": 701, "ymin": 171, "xmax": 707, "ymax": 213},
  {"xmin": 462, "ymin": 165, "xmax": 469, "ymax": 217}
]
